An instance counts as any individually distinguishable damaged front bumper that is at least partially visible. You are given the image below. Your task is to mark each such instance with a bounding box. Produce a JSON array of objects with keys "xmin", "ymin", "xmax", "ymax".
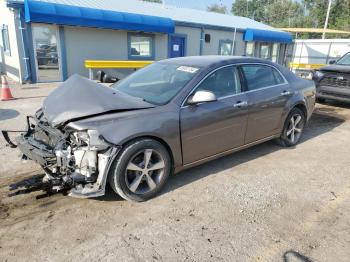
[{"xmin": 2, "ymin": 111, "xmax": 120, "ymax": 199}]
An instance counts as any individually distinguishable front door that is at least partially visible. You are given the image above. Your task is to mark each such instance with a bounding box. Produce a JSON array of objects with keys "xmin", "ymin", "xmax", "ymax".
[
  {"xmin": 169, "ymin": 35, "xmax": 185, "ymax": 58},
  {"xmin": 241, "ymin": 64, "xmax": 291, "ymax": 143},
  {"xmin": 180, "ymin": 65, "xmax": 248, "ymax": 164},
  {"xmin": 32, "ymin": 24, "xmax": 61, "ymax": 82}
]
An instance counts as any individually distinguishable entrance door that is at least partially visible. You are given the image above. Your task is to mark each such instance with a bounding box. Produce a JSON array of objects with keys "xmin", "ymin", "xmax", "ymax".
[
  {"xmin": 32, "ymin": 24, "xmax": 61, "ymax": 82},
  {"xmin": 169, "ymin": 35, "xmax": 185, "ymax": 58}
]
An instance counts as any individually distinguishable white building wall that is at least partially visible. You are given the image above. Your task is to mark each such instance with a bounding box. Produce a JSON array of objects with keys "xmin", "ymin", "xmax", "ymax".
[
  {"xmin": 175, "ymin": 26, "xmax": 201, "ymax": 56},
  {"xmin": 64, "ymin": 26, "xmax": 128, "ymax": 77},
  {"xmin": 64, "ymin": 26, "xmax": 168, "ymax": 78},
  {"xmin": 0, "ymin": 0, "xmax": 23, "ymax": 82},
  {"xmin": 203, "ymin": 29, "xmax": 236, "ymax": 55},
  {"xmin": 154, "ymin": 33, "xmax": 168, "ymax": 60},
  {"xmin": 292, "ymin": 39, "xmax": 350, "ymax": 64},
  {"xmin": 234, "ymin": 32, "xmax": 246, "ymax": 56},
  {"xmin": 174, "ymin": 26, "xmax": 246, "ymax": 57}
]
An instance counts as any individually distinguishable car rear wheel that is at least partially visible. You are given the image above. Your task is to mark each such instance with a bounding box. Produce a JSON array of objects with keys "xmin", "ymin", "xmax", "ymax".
[
  {"xmin": 277, "ymin": 108, "xmax": 306, "ymax": 147},
  {"xmin": 109, "ymin": 138, "xmax": 172, "ymax": 202}
]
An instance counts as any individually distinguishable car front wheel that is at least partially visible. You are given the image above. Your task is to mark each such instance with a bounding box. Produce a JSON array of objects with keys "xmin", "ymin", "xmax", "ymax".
[
  {"xmin": 109, "ymin": 138, "xmax": 172, "ymax": 202},
  {"xmin": 278, "ymin": 107, "xmax": 306, "ymax": 147}
]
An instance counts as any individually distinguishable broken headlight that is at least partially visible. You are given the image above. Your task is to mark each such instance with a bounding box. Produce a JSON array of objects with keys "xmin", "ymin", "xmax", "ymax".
[{"xmin": 73, "ymin": 130, "xmax": 109, "ymax": 150}]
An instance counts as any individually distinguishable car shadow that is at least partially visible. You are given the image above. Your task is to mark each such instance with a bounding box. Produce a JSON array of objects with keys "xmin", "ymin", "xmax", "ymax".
[
  {"xmin": 0, "ymin": 109, "xmax": 20, "ymax": 121},
  {"xmin": 160, "ymin": 109, "xmax": 345, "ymax": 197}
]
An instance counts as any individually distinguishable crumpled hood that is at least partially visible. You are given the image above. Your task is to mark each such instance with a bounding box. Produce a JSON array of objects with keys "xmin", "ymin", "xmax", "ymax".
[
  {"xmin": 43, "ymin": 74, "xmax": 155, "ymax": 127},
  {"xmin": 320, "ymin": 65, "xmax": 350, "ymax": 74}
]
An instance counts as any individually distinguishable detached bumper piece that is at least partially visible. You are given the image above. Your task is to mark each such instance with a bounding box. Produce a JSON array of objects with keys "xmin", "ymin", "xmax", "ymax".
[
  {"xmin": 1, "ymin": 130, "xmax": 19, "ymax": 148},
  {"xmin": 16, "ymin": 135, "xmax": 56, "ymax": 166},
  {"xmin": 8, "ymin": 174, "xmax": 71, "ymax": 199}
]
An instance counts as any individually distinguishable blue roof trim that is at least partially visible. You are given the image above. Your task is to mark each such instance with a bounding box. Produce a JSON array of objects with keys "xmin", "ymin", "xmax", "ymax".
[
  {"xmin": 24, "ymin": 0, "xmax": 175, "ymax": 34},
  {"xmin": 244, "ymin": 28, "xmax": 293, "ymax": 43}
]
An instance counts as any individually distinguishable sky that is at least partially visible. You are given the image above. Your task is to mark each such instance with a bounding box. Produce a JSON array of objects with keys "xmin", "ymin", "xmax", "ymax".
[{"xmin": 163, "ymin": 0, "xmax": 234, "ymax": 11}]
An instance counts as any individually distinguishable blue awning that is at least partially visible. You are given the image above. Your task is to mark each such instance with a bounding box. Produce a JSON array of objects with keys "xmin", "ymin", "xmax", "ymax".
[
  {"xmin": 244, "ymin": 28, "xmax": 293, "ymax": 43},
  {"xmin": 24, "ymin": 0, "xmax": 175, "ymax": 34}
]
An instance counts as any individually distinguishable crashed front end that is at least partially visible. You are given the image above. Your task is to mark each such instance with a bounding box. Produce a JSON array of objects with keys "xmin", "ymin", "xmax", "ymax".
[{"xmin": 4, "ymin": 109, "xmax": 119, "ymax": 198}]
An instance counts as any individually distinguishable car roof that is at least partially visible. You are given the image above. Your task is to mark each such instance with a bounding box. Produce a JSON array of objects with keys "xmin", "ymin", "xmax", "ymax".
[{"xmin": 159, "ymin": 56, "xmax": 275, "ymax": 68}]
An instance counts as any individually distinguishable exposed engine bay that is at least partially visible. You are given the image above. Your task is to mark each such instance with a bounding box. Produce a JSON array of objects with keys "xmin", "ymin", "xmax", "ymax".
[{"xmin": 3, "ymin": 109, "xmax": 120, "ymax": 199}]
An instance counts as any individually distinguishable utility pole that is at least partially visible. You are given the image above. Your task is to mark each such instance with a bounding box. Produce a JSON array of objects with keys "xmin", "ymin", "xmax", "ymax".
[
  {"xmin": 322, "ymin": 0, "xmax": 332, "ymax": 39},
  {"xmin": 246, "ymin": 0, "xmax": 249, "ymax": 17}
]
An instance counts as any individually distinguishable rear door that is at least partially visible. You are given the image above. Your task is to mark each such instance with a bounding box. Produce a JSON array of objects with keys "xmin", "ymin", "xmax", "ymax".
[
  {"xmin": 241, "ymin": 64, "xmax": 291, "ymax": 143},
  {"xmin": 180, "ymin": 65, "xmax": 249, "ymax": 164}
]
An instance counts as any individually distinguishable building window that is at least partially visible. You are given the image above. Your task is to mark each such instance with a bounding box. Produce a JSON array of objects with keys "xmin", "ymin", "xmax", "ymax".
[
  {"xmin": 272, "ymin": 43, "xmax": 279, "ymax": 63},
  {"xmin": 245, "ymin": 42, "xmax": 254, "ymax": 57},
  {"xmin": 218, "ymin": 40, "xmax": 233, "ymax": 56},
  {"xmin": 259, "ymin": 43, "xmax": 271, "ymax": 60},
  {"xmin": 128, "ymin": 33, "xmax": 154, "ymax": 60},
  {"xmin": 1, "ymin": 25, "xmax": 11, "ymax": 55}
]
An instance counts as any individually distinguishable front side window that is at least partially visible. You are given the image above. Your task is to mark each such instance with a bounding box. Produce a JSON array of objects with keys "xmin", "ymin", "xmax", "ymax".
[
  {"xmin": 1, "ymin": 25, "xmax": 11, "ymax": 55},
  {"xmin": 128, "ymin": 34, "xmax": 154, "ymax": 59},
  {"xmin": 196, "ymin": 66, "xmax": 241, "ymax": 98},
  {"xmin": 241, "ymin": 64, "xmax": 285, "ymax": 91},
  {"xmin": 113, "ymin": 62, "xmax": 200, "ymax": 105},
  {"xmin": 219, "ymin": 40, "xmax": 233, "ymax": 56},
  {"xmin": 245, "ymin": 42, "xmax": 254, "ymax": 57},
  {"xmin": 336, "ymin": 52, "xmax": 350, "ymax": 65}
]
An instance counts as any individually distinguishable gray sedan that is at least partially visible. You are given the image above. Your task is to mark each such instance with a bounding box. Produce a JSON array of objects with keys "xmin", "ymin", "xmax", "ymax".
[{"xmin": 4, "ymin": 56, "xmax": 316, "ymax": 201}]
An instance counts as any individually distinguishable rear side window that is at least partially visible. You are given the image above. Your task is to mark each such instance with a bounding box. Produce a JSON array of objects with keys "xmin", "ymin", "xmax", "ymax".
[
  {"xmin": 196, "ymin": 66, "xmax": 241, "ymax": 98},
  {"xmin": 241, "ymin": 64, "xmax": 285, "ymax": 91}
]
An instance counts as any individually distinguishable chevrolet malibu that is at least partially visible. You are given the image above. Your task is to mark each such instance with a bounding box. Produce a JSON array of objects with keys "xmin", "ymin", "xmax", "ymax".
[{"xmin": 3, "ymin": 56, "xmax": 315, "ymax": 201}]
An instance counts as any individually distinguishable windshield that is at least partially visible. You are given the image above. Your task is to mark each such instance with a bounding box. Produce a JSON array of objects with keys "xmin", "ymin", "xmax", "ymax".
[
  {"xmin": 336, "ymin": 53, "xmax": 350, "ymax": 65},
  {"xmin": 112, "ymin": 62, "xmax": 200, "ymax": 105}
]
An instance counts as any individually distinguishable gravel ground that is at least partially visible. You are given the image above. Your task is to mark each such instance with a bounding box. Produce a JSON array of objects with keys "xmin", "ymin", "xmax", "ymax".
[{"xmin": 0, "ymin": 80, "xmax": 349, "ymax": 262}]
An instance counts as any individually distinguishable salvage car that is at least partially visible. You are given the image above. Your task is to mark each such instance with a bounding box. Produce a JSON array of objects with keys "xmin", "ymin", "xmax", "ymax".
[
  {"xmin": 313, "ymin": 52, "xmax": 350, "ymax": 103},
  {"xmin": 2, "ymin": 56, "xmax": 316, "ymax": 201}
]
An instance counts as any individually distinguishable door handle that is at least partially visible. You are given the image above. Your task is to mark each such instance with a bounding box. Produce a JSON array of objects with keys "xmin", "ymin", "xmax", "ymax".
[
  {"xmin": 281, "ymin": 90, "xmax": 291, "ymax": 96},
  {"xmin": 233, "ymin": 101, "xmax": 248, "ymax": 108}
]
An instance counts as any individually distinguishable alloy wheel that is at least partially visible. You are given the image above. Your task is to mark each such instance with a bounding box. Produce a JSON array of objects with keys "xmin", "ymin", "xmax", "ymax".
[
  {"xmin": 125, "ymin": 149, "xmax": 165, "ymax": 194},
  {"xmin": 286, "ymin": 113, "xmax": 304, "ymax": 144}
]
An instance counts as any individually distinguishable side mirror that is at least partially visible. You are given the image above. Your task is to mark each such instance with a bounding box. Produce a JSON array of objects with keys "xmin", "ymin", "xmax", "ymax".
[
  {"xmin": 329, "ymin": 60, "xmax": 336, "ymax": 64},
  {"xmin": 187, "ymin": 90, "xmax": 217, "ymax": 105}
]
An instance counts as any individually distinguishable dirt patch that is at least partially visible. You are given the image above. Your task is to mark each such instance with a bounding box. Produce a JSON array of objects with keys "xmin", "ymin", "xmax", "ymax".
[
  {"xmin": 0, "ymin": 203, "xmax": 10, "ymax": 219},
  {"xmin": 1, "ymin": 87, "xmax": 350, "ymax": 261}
]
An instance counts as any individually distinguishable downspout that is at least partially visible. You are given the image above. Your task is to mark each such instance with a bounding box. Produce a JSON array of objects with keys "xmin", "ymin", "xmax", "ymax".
[
  {"xmin": 199, "ymin": 27, "xmax": 204, "ymax": 56},
  {"xmin": 18, "ymin": 8, "xmax": 31, "ymax": 82},
  {"xmin": 231, "ymin": 27, "xmax": 237, "ymax": 56}
]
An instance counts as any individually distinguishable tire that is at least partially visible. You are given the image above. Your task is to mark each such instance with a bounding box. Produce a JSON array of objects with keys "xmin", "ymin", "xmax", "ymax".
[
  {"xmin": 108, "ymin": 138, "xmax": 172, "ymax": 202},
  {"xmin": 277, "ymin": 107, "xmax": 306, "ymax": 147}
]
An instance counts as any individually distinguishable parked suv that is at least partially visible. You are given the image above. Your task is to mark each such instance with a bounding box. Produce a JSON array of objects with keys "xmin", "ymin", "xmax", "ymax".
[{"xmin": 313, "ymin": 52, "xmax": 350, "ymax": 103}]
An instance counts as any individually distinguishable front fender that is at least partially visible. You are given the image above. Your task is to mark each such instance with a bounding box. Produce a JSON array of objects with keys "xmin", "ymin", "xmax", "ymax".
[{"xmin": 67, "ymin": 105, "xmax": 183, "ymax": 168}]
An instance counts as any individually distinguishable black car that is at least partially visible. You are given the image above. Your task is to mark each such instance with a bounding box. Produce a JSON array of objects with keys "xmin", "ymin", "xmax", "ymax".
[{"xmin": 313, "ymin": 52, "xmax": 350, "ymax": 103}]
